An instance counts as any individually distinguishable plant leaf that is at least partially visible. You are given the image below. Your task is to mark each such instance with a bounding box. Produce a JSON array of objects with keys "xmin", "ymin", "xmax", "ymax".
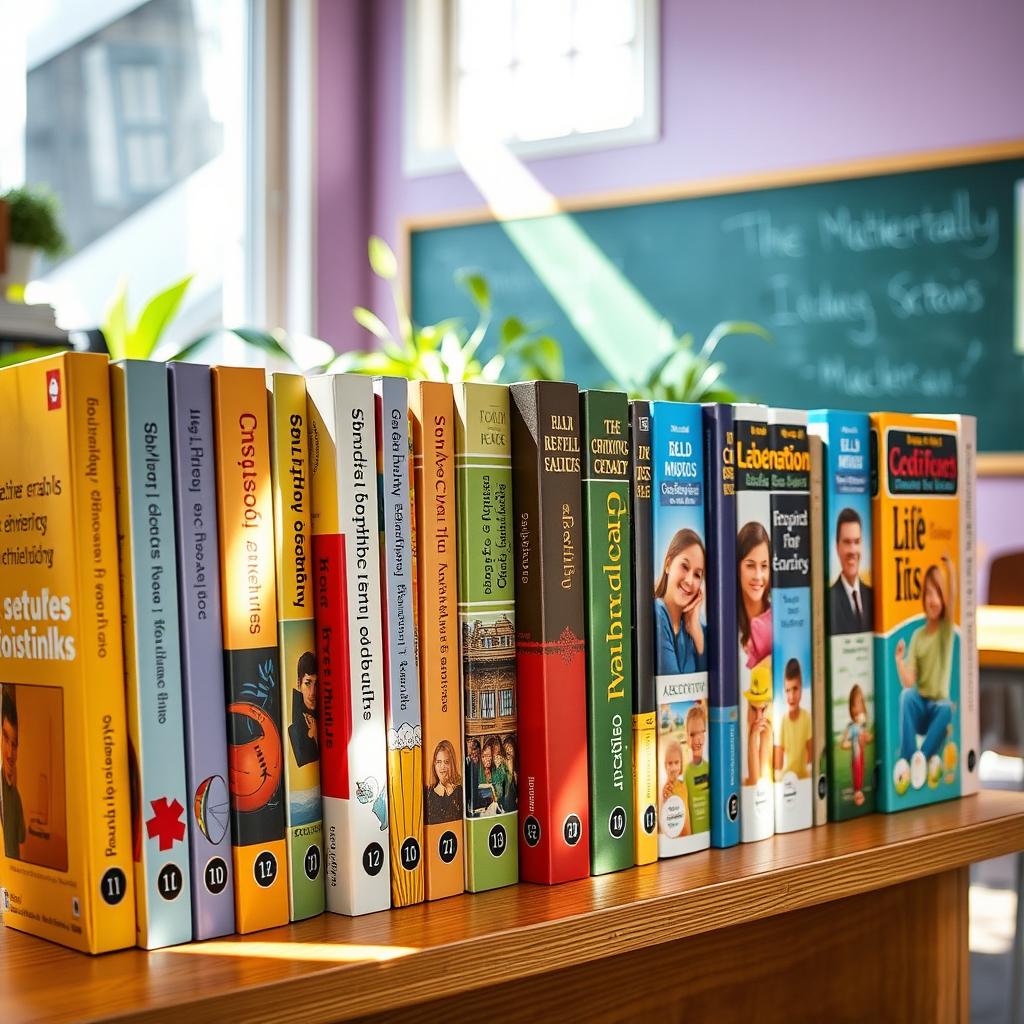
[
  {"xmin": 353, "ymin": 306, "xmax": 394, "ymax": 343},
  {"xmin": 456, "ymin": 269, "xmax": 490, "ymax": 313},
  {"xmin": 101, "ymin": 279, "xmax": 130, "ymax": 361},
  {"xmin": 500, "ymin": 315, "xmax": 529, "ymax": 349},
  {"xmin": 129, "ymin": 274, "xmax": 193, "ymax": 360},
  {"xmin": 0, "ymin": 345, "xmax": 67, "ymax": 368},
  {"xmin": 277, "ymin": 332, "xmax": 338, "ymax": 372},
  {"xmin": 702, "ymin": 320, "xmax": 771, "ymax": 359},
  {"xmin": 368, "ymin": 236, "xmax": 398, "ymax": 280}
]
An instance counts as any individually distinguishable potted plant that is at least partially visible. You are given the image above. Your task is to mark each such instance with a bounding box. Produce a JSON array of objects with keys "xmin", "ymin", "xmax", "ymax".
[{"xmin": 0, "ymin": 185, "xmax": 68, "ymax": 295}]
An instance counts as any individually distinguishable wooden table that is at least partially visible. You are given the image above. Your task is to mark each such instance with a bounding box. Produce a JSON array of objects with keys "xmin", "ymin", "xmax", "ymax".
[
  {"xmin": 3, "ymin": 790, "xmax": 1024, "ymax": 1023},
  {"xmin": 979, "ymin": 604, "xmax": 1024, "ymax": 669}
]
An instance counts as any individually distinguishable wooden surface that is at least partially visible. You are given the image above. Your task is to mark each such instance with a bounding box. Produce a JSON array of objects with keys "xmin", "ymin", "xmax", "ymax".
[
  {"xmin": 979, "ymin": 605, "xmax": 1024, "ymax": 668},
  {"xmin": 3, "ymin": 790, "xmax": 1022, "ymax": 1023}
]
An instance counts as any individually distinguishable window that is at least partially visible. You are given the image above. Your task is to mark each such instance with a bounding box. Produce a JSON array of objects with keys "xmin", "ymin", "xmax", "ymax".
[
  {"xmin": 499, "ymin": 688, "xmax": 514, "ymax": 718},
  {"xmin": 480, "ymin": 690, "xmax": 496, "ymax": 720},
  {"xmin": 405, "ymin": 0, "xmax": 659, "ymax": 176}
]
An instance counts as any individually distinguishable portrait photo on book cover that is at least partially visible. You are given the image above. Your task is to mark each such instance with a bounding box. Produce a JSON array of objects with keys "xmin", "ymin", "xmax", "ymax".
[
  {"xmin": 464, "ymin": 732, "xmax": 518, "ymax": 818},
  {"xmin": 657, "ymin": 698, "xmax": 710, "ymax": 839},
  {"xmin": 426, "ymin": 738, "xmax": 463, "ymax": 824},
  {"xmin": 288, "ymin": 649, "xmax": 319, "ymax": 768},
  {"xmin": 829, "ymin": 506, "xmax": 874, "ymax": 635},
  {"xmin": 1, "ymin": 682, "xmax": 68, "ymax": 872},
  {"xmin": 654, "ymin": 528, "xmax": 708, "ymax": 677}
]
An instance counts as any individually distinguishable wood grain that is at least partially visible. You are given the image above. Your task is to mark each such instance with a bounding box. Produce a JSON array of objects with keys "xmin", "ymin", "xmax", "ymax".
[{"xmin": 2, "ymin": 791, "xmax": 1022, "ymax": 1023}]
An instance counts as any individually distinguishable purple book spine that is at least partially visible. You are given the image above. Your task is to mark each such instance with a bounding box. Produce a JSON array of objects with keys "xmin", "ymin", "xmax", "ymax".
[{"xmin": 168, "ymin": 363, "xmax": 237, "ymax": 938}]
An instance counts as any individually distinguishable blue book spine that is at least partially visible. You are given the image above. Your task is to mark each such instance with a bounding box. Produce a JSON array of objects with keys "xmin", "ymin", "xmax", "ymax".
[
  {"xmin": 168, "ymin": 363, "xmax": 237, "ymax": 939},
  {"xmin": 650, "ymin": 401, "xmax": 710, "ymax": 859},
  {"xmin": 703, "ymin": 404, "xmax": 739, "ymax": 848}
]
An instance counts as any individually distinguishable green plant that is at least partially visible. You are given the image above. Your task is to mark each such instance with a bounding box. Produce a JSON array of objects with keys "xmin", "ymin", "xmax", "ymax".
[
  {"xmin": 2, "ymin": 185, "xmax": 68, "ymax": 258},
  {"xmin": 333, "ymin": 236, "xmax": 563, "ymax": 382},
  {"xmin": 625, "ymin": 320, "xmax": 771, "ymax": 402}
]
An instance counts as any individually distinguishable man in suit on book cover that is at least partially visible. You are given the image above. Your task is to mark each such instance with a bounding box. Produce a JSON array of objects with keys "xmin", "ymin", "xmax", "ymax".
[{"xmin": 830, "ymin": 507, "xmax": 874, "ymax": 635}]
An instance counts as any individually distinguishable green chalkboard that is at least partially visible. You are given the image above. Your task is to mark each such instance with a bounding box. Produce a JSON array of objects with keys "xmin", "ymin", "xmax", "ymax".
[{"xmin": 410, "ymin": 148, "xmax": 1024, "ymax": 453}]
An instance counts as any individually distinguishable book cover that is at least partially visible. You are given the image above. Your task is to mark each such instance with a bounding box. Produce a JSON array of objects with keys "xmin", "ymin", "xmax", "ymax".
[
  {"xmin": 211, "ymin": 366, "xmax": 290, "ymax": 932},
  {"xmin": 454, "ymin": 382, "xmax": 519, "ymax": 892},
  {"xmin": 628, "ymin": 400, "xmax": 658, "ymax": 865},
  {"xmin": 374, "ymin": 376, "xmax": 425, "ymax": 907},
  {"xmin": 509, "ymin": 381, "xmax": 590, "ymax": 884},
  {"xmin": 767, "ymin": 409, "xmax": 813, "ymax": 835},
  {"xmin": 651, "ymin": 401, "xmax": 710, "ymax": 859},
  {"xmin": 409, "ymin": 381, "xmax": 464, "ymax": 900},
  {"xmin": 268, "ymin": 373, "xmax": 325, "ymax": 920},
  {"xmin": 734, "ymin": 404, "xmax": 774, "ymax": 842},
  {"xmin": 808, "ymin": 411, "xmax": 875, "ymax": 822},
  {"xmin": 808, "ymin": 431, "xmax": 829, "ymax": 827},
  {"xmin": 110, "ymin": 360, "xmax": 192, "ymax": 948},
  {"xmin": 580, "ymin": 390, "xmax": 634, "ymax": 875},
  {"xmin": 702, "ymin": 403, "xmax": 740, "ymax": 848},
  {"xmin": 871, "ymin": 414, "xmax": 961, "ymax": 812},
  {"xmin": 306, "ymin": 373, "xmax": 391, "ymax": 915},
  {"xmin": 0, "ymin": 352, "xmax": 136, "ymax": 954},
  {"xmin": 167, "ymin": 362, "xmax": 236, "ymax": 939}
]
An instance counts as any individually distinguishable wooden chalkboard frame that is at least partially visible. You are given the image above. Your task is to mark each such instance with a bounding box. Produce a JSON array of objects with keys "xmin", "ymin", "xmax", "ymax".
[{"xmin": 402, "ymin": 139, "xmax": 1024, "ymax": 475}]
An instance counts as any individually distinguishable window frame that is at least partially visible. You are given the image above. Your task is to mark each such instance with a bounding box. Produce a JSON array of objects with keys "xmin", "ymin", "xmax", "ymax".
[{"xmin": 403, "ymin": 0, "xmax": 660, "ymax": 178}]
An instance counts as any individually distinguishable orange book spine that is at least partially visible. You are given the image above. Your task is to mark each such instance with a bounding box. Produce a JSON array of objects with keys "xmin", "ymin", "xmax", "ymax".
[{"xmin": 409, "ymin": 382, "xmax": 464, "ymax": 900}]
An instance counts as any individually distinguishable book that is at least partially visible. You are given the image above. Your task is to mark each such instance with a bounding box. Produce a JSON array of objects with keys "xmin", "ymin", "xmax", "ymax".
[
  {"xmin": 808, "ymin": 411, "xmax": 875, "ymax": 822},
  {"xmin": 110, "ymin": 360, "xmax": 192, "ymax": 948},
  {"xmin": 0, "ymin": 352, "xmax": 136, "ymax": 954},
  {"xmin": 579, "ymin": 390, "xmax": 635, "ymax": 875},
  {"xmin": 211, "ymin": 366, "xmax": 290, "ymax": 932},
  {"xmin": 651, "ymin": 401, "xmax": 710, "ymax": 859},
  {"xmin": 509, "ymin": 380, "xmax": 590, "ymax": 883},
  {"xmin": 408, "ymin": 381, "xmax": 464, "ymax": 900},
  {"xmin": 306, "ymin": 373, "xmax": 391, "ymax": 915},
  {"xmin": 628, "ymin": 400, "xmax": 658, "ymax": 865},
  {"xmin": 374, "ymin": 376, "xmax": 425, "ymax": 907},
  {"xmin": 454, "ymin": 382, "xmax": 519, "ymax": 892},
  {"xmin": 767, "ymin": 409, "xmax": 813, "ymax": 835},
  {"xmin": 871, "ymin": 414, "xmax": 961, "ymax": 812},
  {"xmin": 702, "ymin": 403, "xmax": 740, "ymax": 848},
  {"xmin": 808, "ymin": 430, "xmax": 828, "ymax": 827},
  {"xmin": 734, "ymin": 404, "xmax": 774, "ymax": 843},
  {"xmin": 167, "ymin": 362, "xmax": 236, "ymax": 939},
  {"xmin": 268, "ymin": 373, "xmax": 325, "ymax": 920}
]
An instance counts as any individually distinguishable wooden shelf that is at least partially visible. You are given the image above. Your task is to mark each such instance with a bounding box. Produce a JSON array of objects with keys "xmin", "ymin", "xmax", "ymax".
[{"xmin": 4, "ymin": 790, "xmax": 1024, "ymax": 1023}]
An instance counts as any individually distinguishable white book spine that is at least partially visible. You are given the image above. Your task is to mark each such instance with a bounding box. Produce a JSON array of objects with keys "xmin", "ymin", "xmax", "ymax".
[{"xmin": 958, "ymin": 415, "xmax": 979, "ymax": 795}]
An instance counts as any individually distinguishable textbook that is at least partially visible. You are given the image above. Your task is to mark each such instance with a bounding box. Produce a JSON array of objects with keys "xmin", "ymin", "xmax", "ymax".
[
  {"xmin": 628, "ymin": 400, "xmax": 658, "ymax": 865},
  {"xmin": 307, "ymin": 373, "xmax": 391, "ymax": 915},
  {"xmin": 871, "ymin": 414, "xmax": 961, "ymax": 812},
  {"xmin": 168, "ymin": 363, "xmax": 236, "ymax": 939},
  {"xmin": 211, "ymin": 366, "xmax": 290, "ymax": 932},
  {"xmin": 454, "ymin": 382, "xmax": 519, "ymax": 892},
  {"xmin": 509, "ymin": 380, "xmax": 590, "ymax": 884},
  {"xmin": 374, "ymin": 376, "xmax": 425, "ymax": 907},
  {"xmin": 808, "ymin": 411, "xmax": 875, "ymax": 822},
  {"xmin": 767, "ymin": 409, "xmax": 813, "ymax": 835},
  {"xmin": 702, "ymin": 404, "xmax": 740, "ymax": 848},
  {"xmin": 409, "ymin": 381, "xmax": 464, "ymax": 900},
  {"xmin": 0, "ymin": 352, "xmax": 136, "ymax": 954},
  {"xmin": 807, "ymin": 431, "xmax": 828, "ymax": 827},
  {"xmin": 734, "ymin": 404, "xmax": 774, "ymax": 842},
  {"xmin": 651, "ymin": 401, "xmax": 710, "ymax": 859},
  {"xmin": 268, "ymin": 373, "xmax": 325, "ymax": 920},
  {"xmin": 580, "ymin": 390, "xmax": 635, "ymax": 875},
  {"xmin": 110, "ymin": 360, "xmax": 192, "ymax": 949}
]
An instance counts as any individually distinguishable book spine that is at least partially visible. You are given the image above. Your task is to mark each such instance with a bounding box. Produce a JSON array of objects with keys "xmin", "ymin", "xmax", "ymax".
[
  {"xmin": 767, "ymin": 409, "xmax": 813, "ymax": 834},
  {"xmin": 808, "ymin": 432, "xmax": 828, "ymax": 826},
  {"xmin": 871, "ymin": 415, "xmax": 961, "ymax": 813},
  {"xmin": 110, "ymin": 361, "xmax": 192, "ymax": 948},
  {"xmin": 809, "ymin": 411, "xmax": 876, "ymax": 822},
  {"xmin": 69, "ymin": 355, "xmax": 136, "ymax": 952},
  {"xmin": 454, "ymin": 382, "xmax": 519, "ymax": 892},
  {"xmin": 580, "ymin": 390, "xmax": 634, "ymax": 875},
  {"xmin": 211, "ymin": 366, "xmax": 289, "ymax": 932},
  {"xmin": 307, "ymin": 374, "xmax": 391, "ymax": 915},
  {"xmin": 410, "ymin": 381, "xmax": 465, "ymax": 900},
  {"xmin": 628, "ymin": 401, "xmax": 658, "ymax": 865},
  {"xmin": 374, "ymin": 376, "xmax": 425, "ymax": 907},
  {"xmin": 702, "ymin": 404, "xmax": 740, "ymax": 848},
  {"xmin": 958, "ymin": 416, "xmax": 979, "ymax": 796},
  {"xmin": 168, "ymin": 363, "xmax": 236, "ymax": 940},
  {"xmin": 651, "ymin": 401, "xmax": 710, "ymax": 859},
  {"xmin": 269, "ymin": 373, "xmax": 325, "ymax": 920},
  {"xmin": 734, "ymin": 404, "xmax": 774, "ymax": 842},
  {"xmin": 510, "ymin": 381, "xmax": 590, "ymax": 884}
]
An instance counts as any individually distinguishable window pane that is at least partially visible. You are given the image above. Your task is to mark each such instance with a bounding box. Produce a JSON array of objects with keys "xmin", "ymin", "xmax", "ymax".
[
  {"xmin": 457, "ymin": 0, "xmax": 513, "ymax": 72},
  {"xmin": 573, "ymin": 0, "xmax": 636, "ymax": 49},
  {"xmin": 514, "ymin": 0, "xmax": 572, "ymax": 59},
  {"xmin": 457, "ymin": 67, "xmax": 514, "ymax": 142},
  {"xmin": 513, "ymin": 58, "xmax": 572, "ymax": 142},
  {"xmin": 572, "ymin": 44, "xmax": 637, "ymax": 134}
]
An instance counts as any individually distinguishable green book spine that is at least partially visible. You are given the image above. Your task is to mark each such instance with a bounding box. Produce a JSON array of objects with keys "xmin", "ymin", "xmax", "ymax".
[
  {"xmin": 454, "ymin": 383, "xmax": 519, "ymax": 892},
  {"xmin": 580, "ymin": 390, "xmax": 635, "ymax": 874}
]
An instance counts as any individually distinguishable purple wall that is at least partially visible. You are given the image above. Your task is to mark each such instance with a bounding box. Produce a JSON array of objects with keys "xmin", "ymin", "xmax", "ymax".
[{"xmin": 318, "ymin": 0, "xmax": 1024, "ymax": 577}]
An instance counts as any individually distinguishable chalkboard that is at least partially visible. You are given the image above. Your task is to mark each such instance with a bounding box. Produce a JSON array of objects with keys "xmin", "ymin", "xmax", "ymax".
[{"xmin": 409, "ymin": 146, "xmax": 1024, "ymax": 454}]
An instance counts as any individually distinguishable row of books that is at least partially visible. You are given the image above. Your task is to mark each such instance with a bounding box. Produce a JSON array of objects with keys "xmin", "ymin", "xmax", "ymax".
[{"xmin": 0, "ymin": 353, "xmax": 978, "ymax": 955}]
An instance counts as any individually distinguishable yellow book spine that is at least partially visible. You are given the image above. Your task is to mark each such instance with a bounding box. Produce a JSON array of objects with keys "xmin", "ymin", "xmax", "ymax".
[{"xmin": 633, "ymin": 711, "xmax": 659, "ymax": 864}]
